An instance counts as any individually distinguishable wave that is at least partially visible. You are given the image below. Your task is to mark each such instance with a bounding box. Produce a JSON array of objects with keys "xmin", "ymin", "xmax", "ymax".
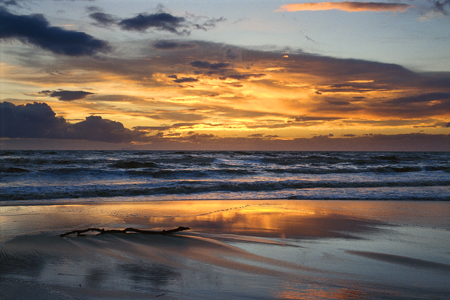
[
  {"xmin": 1, "ymin": 151, "xmax": 449, "ymax": 202},
  {"xmin": 2, "ymin": 178, "xmax": 450, "ymax": 201},
  {"xmin": 6, "ymin": 164, "xmax": 445, "ymax": 179},
  {"xmin": 0, "ymin": 167, "xmax": 31, "ymax": 173},
  {"xmin": 110, "ymin": 160, "xmax": 159, "ymax": 169}
]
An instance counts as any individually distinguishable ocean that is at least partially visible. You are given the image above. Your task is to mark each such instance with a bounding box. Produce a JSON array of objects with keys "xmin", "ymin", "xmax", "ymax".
[{"xmin": 1, "ymin": 150, "xmax": 449, "ymax": 202}]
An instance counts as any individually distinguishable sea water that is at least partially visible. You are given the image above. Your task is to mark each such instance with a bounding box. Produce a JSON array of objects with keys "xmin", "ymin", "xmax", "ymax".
[{"xmin": 1, "ymin": 151, "xmax": 449, "ymax": 202}]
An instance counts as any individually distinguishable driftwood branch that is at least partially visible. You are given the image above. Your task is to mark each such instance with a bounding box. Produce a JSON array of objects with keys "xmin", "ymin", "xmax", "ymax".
[{"xmin": 60, "ymin": 226, "xmax": 190, "ymax": 237}]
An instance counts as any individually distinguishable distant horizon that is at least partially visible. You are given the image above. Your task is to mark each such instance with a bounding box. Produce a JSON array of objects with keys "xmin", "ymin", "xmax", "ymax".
[{"xmin": 2, "ymin": 132, "xmax": 450, "ymax": 151}]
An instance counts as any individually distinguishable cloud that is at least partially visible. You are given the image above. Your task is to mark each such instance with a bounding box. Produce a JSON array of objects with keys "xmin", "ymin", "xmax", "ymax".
[
  {"xmin": 171, "ymin": 76, "xmax": 199, "ymax": 83},
  {"xmin": 9, "ymin": 40, "xmax": 450, "ymax": 129},
  {"xmin": 117, "ymin": 11, "xmax": 225, "ymax": 35},
  {"xmin": 276, "ymin": 2, "xmax": 414, "ymax": 13},
  {"xmin": 387, "ymin": 92, "xmax": 450, "ymax": 105},
  {"xmin": 39, "ymin": 90, "xmax": 94, "ymax": 101},
  {"xmin": 192, "ymin": 17, "xmax": 227, "ymax": 31},
  {"xmin": 2, "ymin": 102, "xmax": 449, "ymax": 150},
  {"xmin": 70, "ymin": 116, "xmax": 146, "ymax": 143},
  {"xmin": 145, "ymin": 109, "xmax": 206, "ymax": 122},
  {"xmin": 247, "ymin": 133, "xmax": 264, "ymax": 138},
  {"xmin": 190, "ymin": 60, "xmax": 231, "ymax": 70},
  {"xmin": 293, "ymin": 116, "xmax": 340, "ymax": 122},
  {"xmin": 0, "ymin": 0, "xmax": 19, "ymax": 6},
  {"xmin": 185, "ymin": 131, "xmax": 215, "ymax": 143},
  {"xmin": 0, "ymin": 102, "xmax": 148, "ymax": 143},
  {"xmin": 89, "ymin": 12, "xmax": 119, "ymax": 27},
  {"xmin": 367, "ymin": 92, "xmax": 450, "ymax": 118},
  {"xmin": 135, "ymin": 122, "xmax": 199, "ymax": 132},
  {"xmin": 429, "ymin": 0, "xmax": 450, "ymax": 16},
  {"xmin": 446, "ymin": 122, "xmax": 450, "ymax": 127},
  {"xmin": 118, "ymin": 12, "xmax": 189, "ymax": 35},
  {"xmin": 0, "ymin": 101, "xmax": 68, "ymax": 139},
  {"xmin": 189, "ymin": 60, "xmax": 266, "ymax": 81},
  {"xmin": 153, "ymin": 40, "xmax": 197, "ymax": 50},
  {"xmin": 0, "ymin": 8, "xmax": 110, "ymax": 56},
  {"xmin": 222, "ymin": 73, "xmax": 265, "ymax": 80}
]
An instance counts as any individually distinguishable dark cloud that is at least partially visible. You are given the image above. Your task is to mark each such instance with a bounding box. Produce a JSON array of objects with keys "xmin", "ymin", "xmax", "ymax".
[
  {"xmin": 326, "ymin": 99, "xmax": 352, "ymax": 106},
  {"xmin": 305, "ymin": 35, "xmax": 317, "ymax": 44},
  {"xmin": 0, "ymin": 8, "xmax": 110, "ymax": 56},
  {"xmin": 189, "ymin": 60, "xmax": 266, "ymax": 81},
  {"xmin": 117, "ymin": 11, "xmax": 225, "ymax": 35},
  {"xmin": 190, "ymin": 60, "xmax": 231, "ymax": 70},
  {"xmin": 293, "ymin": 116, "xmax": 340, "ymax": 122},
  {"xmin": 135, "ymin": 122, "xmax": 226, "ymax": 132},
  {"xmin": 0, "ymin": 101, "xmax": 68, "ymax": 139},
  {"xmin": 134, "ymin": 126, "xmax": 170, "ymax": 131},
  {"xmin": 173, "ymin": 77, "xmax": 198, "ymax": 83},
  {"xmin": 185, "ymin": 132, "xmax": 215, "ymax": 143},
  {"xmin": 248, "ymin": 133, "xmax": 264, "ymax": 138},
  {"xmin": 89, "ymin": 12, "xmax": 118, "ymax": 27},
  {"xmin": 153, "ymin": 40, "xmax": 197, "ymax": 50},
  {"xmin": 118, "ymin": 13, "xmax": 188, "ymax": 35},
  {"xmin": 226, "ymin": 48, "xmax": 240, "ymax": 59},
  {"xmin": 88, "ymin": 94, "xmax": 146, "ymax": 102},
  {"xmin": 39, "ymin": 90, "xmax": 94, "ymax": 101},
  {"xmin": 134, "ymin": 122, "xmax": 197, "ymax": 132},
  {"xmin": 429, "ymin": 0, "xmax": 450, "ymax": 16},
  {"xmin": 0, "ymin": 102, "xmax": 148, "ymax": 143},
  {"xmin": 387, "ymin": 92, "xmax": 450, "ymax": 105},
  {"xmin": 0, "ymin": 0, "xmax": 19, "ymax": 6},
  {"xmin": 367, "ymin": 92, "xmax": 450, "ymax": 118},
  {"xmin": 222, "ymin": 73, "xmax": 265, "ymax": 80},
  {"xmin": 192, "ymin": 17, "xmax": 227, "ymax": 31},
  {"xmin": 446, "ymin": 122, "xmax": 450, "ymax": 127},
  {"xmin": 319, "ymin": 82, "xmax": 388, "ymax": 93},
  {"xmin": 290, "ymin": 55, "xmax": 418, "ymax": 82},
  {"xmin": 70, "ymin": 116, "xmax": 145, "ymax": 143},
  {"xmin": 86, "ymin": 6, "xmax": 101, "ymax": 13}
]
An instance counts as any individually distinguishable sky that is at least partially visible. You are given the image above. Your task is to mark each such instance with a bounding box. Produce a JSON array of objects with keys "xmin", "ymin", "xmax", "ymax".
[{"xmin": 1, "ymin": 0, "xmax": 450, "ymax": 151}]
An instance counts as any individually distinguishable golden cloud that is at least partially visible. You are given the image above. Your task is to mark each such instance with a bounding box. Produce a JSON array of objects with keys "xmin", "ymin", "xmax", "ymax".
[{"xmin": 276, "ymin": 2, "xmax": 413, "ymax": 13}]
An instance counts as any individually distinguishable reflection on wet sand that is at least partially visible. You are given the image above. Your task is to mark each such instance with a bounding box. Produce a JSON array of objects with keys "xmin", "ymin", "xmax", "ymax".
[
  {"xmin": 144, "ymin": 204, "xmax": 386, "ymax": 240},
  {"xmin": 346, "ymin": 250, "xmax": 450, "ymax": 272},
  {"xmin": 276, "ymin": 284, "xmax": 378, "ymax": 300},
  {"xmin": 1, "ymin": 200, "xmax": 391, "ymax": 243},
  {"xmin": 0, "ymin": 231, "xmax": 323, "ymax": 299},
  {"xmin": 1, "ymin": 200, "xmax": 450, "ymax": 299}
]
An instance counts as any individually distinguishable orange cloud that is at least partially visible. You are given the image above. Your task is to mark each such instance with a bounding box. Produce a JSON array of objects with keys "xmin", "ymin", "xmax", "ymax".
[{"xmin": 276, "ymin": 2, "xmax": 414, "ymax": 13}]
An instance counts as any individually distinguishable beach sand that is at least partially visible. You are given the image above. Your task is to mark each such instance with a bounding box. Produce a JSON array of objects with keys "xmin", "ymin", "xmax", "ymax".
[{"xmin": 1, "ymin": 200, "xmax": 449, "ymax": 299}]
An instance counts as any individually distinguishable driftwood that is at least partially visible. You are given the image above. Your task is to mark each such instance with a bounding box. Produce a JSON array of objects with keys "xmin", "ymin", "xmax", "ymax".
[{"xmin": 60, "ymin": 226, "xmax": 190, "ymax": 237}]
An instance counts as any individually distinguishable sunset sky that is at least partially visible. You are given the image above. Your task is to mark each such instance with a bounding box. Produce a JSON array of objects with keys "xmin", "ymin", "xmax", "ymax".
[{"xmin": 1, "ymin": 0, "xmax": 450, "ymax": 150}]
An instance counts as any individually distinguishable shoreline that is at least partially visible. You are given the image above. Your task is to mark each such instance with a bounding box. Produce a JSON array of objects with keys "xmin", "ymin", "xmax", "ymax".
[{"xmin": 2, "ymin": 197, "xmax": 450, "ymax": 206}]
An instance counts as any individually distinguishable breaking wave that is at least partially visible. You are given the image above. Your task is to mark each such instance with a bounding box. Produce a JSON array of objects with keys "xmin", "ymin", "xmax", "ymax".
[{"xmin": 1, "ymin": 151, "xmax": 449, "ymax": 202}]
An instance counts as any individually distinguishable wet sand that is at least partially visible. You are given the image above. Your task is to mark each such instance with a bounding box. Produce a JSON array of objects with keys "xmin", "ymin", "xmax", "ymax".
[{"xmin": 1, "ymin": 200, "xmax": 449, "ymax": 299}]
